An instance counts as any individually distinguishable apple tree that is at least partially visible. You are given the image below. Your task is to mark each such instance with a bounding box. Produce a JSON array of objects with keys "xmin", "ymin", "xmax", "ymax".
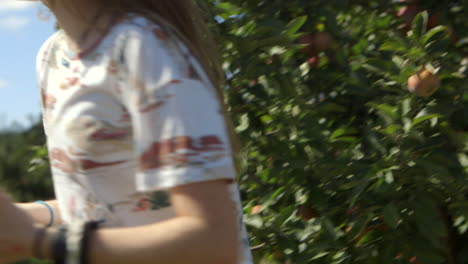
[
  {"xmin": 204, "ymin": 0, "xmax": 467, "ymax": 263},
  {"xmin": 3, "ymin": 0, "xmax": 466, "ymax": 264}
]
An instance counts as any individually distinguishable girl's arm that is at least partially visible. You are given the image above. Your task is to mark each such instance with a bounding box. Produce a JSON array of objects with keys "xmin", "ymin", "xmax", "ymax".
[
  {"xmin": 39, "ymin": 180, "xmax": 240, "ymax": 264},
  {"xmin": 16, "ymin": 200, "xmax": 63, "ymax": 226}
]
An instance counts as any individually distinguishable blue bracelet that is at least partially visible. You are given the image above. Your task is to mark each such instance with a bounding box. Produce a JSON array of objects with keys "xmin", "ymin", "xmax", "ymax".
[{"xmin": 34, "ymin": 200, "xmax": 55, "ymax": 227}]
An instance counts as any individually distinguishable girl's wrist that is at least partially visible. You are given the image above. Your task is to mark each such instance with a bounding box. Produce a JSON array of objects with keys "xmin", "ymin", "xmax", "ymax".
[
  {"xmin": 16, "ymin": 202, "xmax": 57, "ymax": 227},
  {"xmin": 30, "ymin": 224, "xmax": 59, "ymax": 260},
  {"xmin": 30, "ymin": 220, "xmax": 103, "ymax": 263},
  {"xmin": 34, "ymin": 200, "xmax": 55, "ymax": 227}
]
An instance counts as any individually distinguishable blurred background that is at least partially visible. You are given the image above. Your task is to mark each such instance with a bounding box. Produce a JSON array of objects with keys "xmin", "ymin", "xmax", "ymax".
[
  {"xmin": 0, "ymin": 0, "xmax": 466, "ymax": 263},
  {"xmin": 0, "ymin": 0, "xmax": 55, "ymax": 129}
]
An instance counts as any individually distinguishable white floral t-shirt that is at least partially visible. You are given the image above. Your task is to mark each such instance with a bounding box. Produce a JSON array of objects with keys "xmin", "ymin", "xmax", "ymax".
[{"xmin": 36, "ymin": 14, "xmax": 253, "ymax": 263}]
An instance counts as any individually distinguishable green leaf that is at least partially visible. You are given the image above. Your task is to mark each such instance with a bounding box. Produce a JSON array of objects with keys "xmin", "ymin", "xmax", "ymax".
[
  {"xmin": 422, "ymin": 25, "xmax": 449, "ymax": 45},
  {"xmin": 411, "ymin": 194, "xmax": 447, "ymax": 240},
  {"xmin": 320, "ymin": 103, "xmax": 348, "ymax": 113},
  {"xmin": 330, "ymin": 128, "xmax": 346, "ymax": 140},
  {"xmin": 216, "ymin": 2, "xmax": 238, "ymax": 12},
  {"xmin": 423, "ymin": 27, "xmax": 451, "ymax": 53},
  {"xmin": 380, "ymin": 124, "xmax": 401, "ymax": 135},
  {"xmin": 413, "ymin": 238, "xmax": 446, "ymax": 264},
  {"xmin": 401, "ymin": 98, "xmax": 412, "ymax": 117},
  {"xmin": 258, "ymin": 35, "xmax": 291, "ymax": 48},
  {"xmin": 416, "ymin": 159, "xmax": 452, "ymax": 179},
  {"xmin": 411, "ymin": 11, "xmax": 428, "ymax": 39},
  {"xmin": 284, "ymin": 16, "xmax": 308, "ymax": 37},
  {"xmin": 322, "ymin": 217, "xmax": 339, "ymax": 241},
  {"xmin": 309, "ymin": 252, "xmax": 329, "ymax": 260},
  {"xmin": 382, "ymin": 203, "xmax": 400, "ymax": 229},
  {"xmin": 362, "ymin": 59, "xmax": 398, "ymax": 75},
  {"xmin": 330, "ymin": 127, "xmax": 357, "ymax": 141},
  {"xmin": 411, "ymin": 114, "xmax": 442, "ymax": 128},
  {"xmin": 244, "ymin": 215, "xmax": 263, "ymax": 229},
  {"xmin": 379, "ymin": 41, "xmax": 407, "ymax": 53},
  {"xmin": 215, "ymin": 2, "xmax": 241, "ymax": 18},
  {"xmin": 235, "ymin": 114, "xmax": 249, "ymax": 132},
  {"xmin": 347, "ymin": 212, "xmax": 374, "ymax": 241},
  {"xmin": 368, "ymin": 103, "xmax": 398, "ymax": 123}
]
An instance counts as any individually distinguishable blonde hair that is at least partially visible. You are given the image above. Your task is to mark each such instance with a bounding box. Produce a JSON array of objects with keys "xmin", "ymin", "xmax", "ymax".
[{"xmin": 61, "ymin": 0, "xmax": 242, "ymax": 175}]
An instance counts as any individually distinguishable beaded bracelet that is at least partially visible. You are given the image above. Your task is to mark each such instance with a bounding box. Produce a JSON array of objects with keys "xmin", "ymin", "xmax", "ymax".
[
  {"xmin": 53, "ymin": 225, "xmax": 68, "ymax": 264},
  {"xmin": 53, "ymin": 220, "xmax": 104, "ymax": 264},
  {"xmin": 34, "ymin": 200, "xmax": 55, "ymax": 227},
  {"xmin": 80, "ymin": 220, "xmax": 103, "ymax": 264}
]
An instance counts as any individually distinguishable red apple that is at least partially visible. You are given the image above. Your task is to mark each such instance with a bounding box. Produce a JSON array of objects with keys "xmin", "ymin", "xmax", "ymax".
[
  {"xmin": 410, "ymin": 256, "xmax": 424, "ymax": 264},
  {"xmin": 297, "ymin": 205, "xmax": 320, "ymax": 220},
  {"xmin": 251, "ymin": 205, "xmax": 262, "ymax": 215},
  {"xmin": 307, "ymin": 56, "xmax": 320, "ymax": 69},
  {"xmin": 373, "ymin": 223, "xmax": 390, "ymax": 232},
  {"xmin": 346, "ymin": 206, "xmax": 360, "ymax": 216},
  {"xmin": 297, "ymin": 32, "xmax": 335, "ymax": 57},
  {"xmin": 447, "ymin": 26, "xmax": 458, "ymax": 44},
  {"xmin": 273, "ymin": 249, "xmax": 284, "ymax": 259},
  {"xmin": 297, "ymin": 33, "xmax": 317, "ymax": 57},
  {"xmin": 397, "ymin": 3, "xmax": 420, "ymax": 34},
  {"xmin": 407, "ymin": 68, "xmax": 441, "ymax": 97},
  {"xmin": 427, "ymin": 12, "xmax": 440, "ymax": 28},
  {"xmin": 397, "ymin": 4, "xmax": 420, "ymax": 23},
  {"xmin": 248, "ymin": 79, "xmax": 258, "ymax": 87},
  {"xmin": 313, "ymin": 32, "xmax": 335, "ymax": 52}
]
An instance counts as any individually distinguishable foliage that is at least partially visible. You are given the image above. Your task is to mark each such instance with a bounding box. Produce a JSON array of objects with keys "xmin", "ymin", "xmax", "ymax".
[
  {"xmin": 0, "ymin": 122, "xmax": 53, "ymax": 203},
  {"xmin": 0, "ymin": 122, "xmax": 51, "ymax": 264},
  {"xmin": 206, "ymin": 0, "xmax": 467, "ymax": 263},
  {"xmin": 1, "ymin": 0, "xmax": 466, "ymax": 263}
]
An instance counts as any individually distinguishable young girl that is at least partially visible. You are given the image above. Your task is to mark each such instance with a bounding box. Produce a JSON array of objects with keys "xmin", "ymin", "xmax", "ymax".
[{"xmin": 0, "ymin": 0, "xmax": 253, "ymax": 263}]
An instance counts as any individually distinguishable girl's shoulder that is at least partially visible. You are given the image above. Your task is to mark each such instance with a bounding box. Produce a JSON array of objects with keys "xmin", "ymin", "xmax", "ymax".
[
  {"xmin": 36, "ymin": 30, "xmax": 65, "ymax": 72},
  {"xmin": 107, "ymin": 13, "xmax": 188, "ymax": 64},
  {"xmin": 103, "ymin": 13, "xmax": 172, "ymax": 59},
  {"xmin": 111, "ymin": 13, "xmax": 168, "ymax": 40}
]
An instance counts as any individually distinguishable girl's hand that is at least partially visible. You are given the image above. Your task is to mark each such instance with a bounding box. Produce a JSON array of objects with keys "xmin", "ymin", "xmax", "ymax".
[{"xmin": 0, "ymin": 192, "xmax": 38, "ymax": 264}]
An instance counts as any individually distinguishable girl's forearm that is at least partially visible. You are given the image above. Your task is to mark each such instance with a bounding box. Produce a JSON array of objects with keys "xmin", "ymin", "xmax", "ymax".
[
  {"xmin": 16, "ymin": 200, "xmax": 63, "ymax": 226},
  {"xmin": 40, "ymin": 217, "xmax": 239, "ymax": 264}
]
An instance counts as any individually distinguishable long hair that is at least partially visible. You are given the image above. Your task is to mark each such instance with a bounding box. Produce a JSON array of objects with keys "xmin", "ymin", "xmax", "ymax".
[{"xmin": 60, "ymin": 0, "xmax": 242, "ymax": 175}]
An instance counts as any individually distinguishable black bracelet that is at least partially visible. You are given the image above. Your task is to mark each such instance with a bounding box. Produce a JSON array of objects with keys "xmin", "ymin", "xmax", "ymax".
[
  {"xmin": 32, "ymin": 226, "xmax": 47, "ymax": 259},
  {"xmin": 80, "ymin": 220, "xmax": 104, "ymax": 264},
  {"xmin": 53, "ymin": 225, "xmax": 68, "ymax": 264}
]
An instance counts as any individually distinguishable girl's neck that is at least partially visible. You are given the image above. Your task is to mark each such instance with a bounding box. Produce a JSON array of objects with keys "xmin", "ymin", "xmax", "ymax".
[{"xmin": 49, "ymin": 2, "xmax": 113, "ymax": 55}]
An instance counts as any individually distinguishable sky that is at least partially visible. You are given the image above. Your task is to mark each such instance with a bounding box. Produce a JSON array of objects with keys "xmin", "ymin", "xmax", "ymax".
[{"xmin": 0, "ymin": 0, "xmax": 56, "ymax": 130}]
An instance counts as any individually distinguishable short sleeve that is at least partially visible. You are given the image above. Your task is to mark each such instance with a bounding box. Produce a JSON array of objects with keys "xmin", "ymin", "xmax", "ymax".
[
  {"xmin": 36, "ymin": 33, "xmax": 59, "ymax": 137},
  {"xmin": 36, "ymin": 35, "xmax": 51, "ymax": 82},
  {"xmin": 119, "ymin": 25, "xmax": 236, "ymax": 193}
]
